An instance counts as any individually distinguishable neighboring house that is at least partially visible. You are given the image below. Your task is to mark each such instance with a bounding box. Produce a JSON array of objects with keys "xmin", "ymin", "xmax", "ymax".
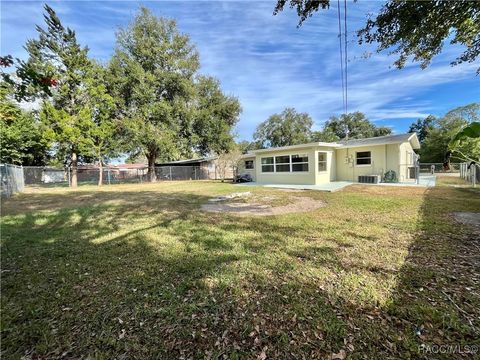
[
  {"xmin": 238, "ymin": 133, "xmax": 420, "ymax": 185},
  {"xmin": 156, "ymin": 156, "xmax": 235, "ymax": 180}
]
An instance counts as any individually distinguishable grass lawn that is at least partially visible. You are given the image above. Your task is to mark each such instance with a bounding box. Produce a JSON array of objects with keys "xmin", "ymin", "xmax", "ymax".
[{"xmin": 1, "ymin": 177, "xmax": 479, "ymax": 359}]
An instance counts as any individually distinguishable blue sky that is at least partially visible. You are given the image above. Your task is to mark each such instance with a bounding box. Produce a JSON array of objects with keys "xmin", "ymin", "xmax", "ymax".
[{"xmin": 1, "ymin": 0, "xmax": 479, "ymax": 142}]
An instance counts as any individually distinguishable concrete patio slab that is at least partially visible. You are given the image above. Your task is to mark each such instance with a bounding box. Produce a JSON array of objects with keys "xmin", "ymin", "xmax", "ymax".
[
  {"xmin": 235, "ymin": 176, "xmax": 436, "ymax": 192},
  {"xmin": 236, "ymin": 181, "xmax": 353, "ymax": 192}
]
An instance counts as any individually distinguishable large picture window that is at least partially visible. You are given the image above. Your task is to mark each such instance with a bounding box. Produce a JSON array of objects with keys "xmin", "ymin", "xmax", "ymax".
[
  {"xmin": 318, "ymin": 152, "xmax": 327, "ymax": 172},
  {"xmin": 261, "ymin": 157, "xmax": 274, "ymax": 172},
  {"xmin": 245, "ymin": 160, "xmax": 254, "ymax": 169},
  {"xmin": 291, "ymin": 154, "xmax": 309, "ymax": 172},
  {"xmin": 261, "ymin": 154, "xmax": 309, "ymax": 173},
  {"xmin": 356, "ymin": 151, "xmax": 371, "ymax": 165}
]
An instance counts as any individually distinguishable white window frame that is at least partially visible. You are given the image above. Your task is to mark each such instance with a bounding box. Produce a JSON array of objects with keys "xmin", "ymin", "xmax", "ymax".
[
  {"xmin": 261, "ymin": 154, "xmax": 309, "ymax": 173},
  {"xmin": 355, "ymin": 151, "xmax": 372, "ymax": 167},
  {"xmin": 291, "ymin": 154, "xmax": 309, "ymax": 172},
  {"xmin": 245, "ymin": 160, "xmax": 254, "ymax": 170},
  {"xmin": 318, "ymin": 152, "xmax": 328, "ymax": 172},
  {"xmin": 261, "ymin": 157, "xmax": 274, "ymax": 173},
  {"xmin": 275, "ymin": 155, "xmax": 291, "ymax": 173}
]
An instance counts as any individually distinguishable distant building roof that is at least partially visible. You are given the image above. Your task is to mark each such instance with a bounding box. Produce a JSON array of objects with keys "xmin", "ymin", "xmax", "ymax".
[
  {"xmin": 156, "ymin": 156, "xmax": 217, "ymax": 166},
  {"xmin": 110, "ymin": 163, "xmax": 147, "ymax": 169}
]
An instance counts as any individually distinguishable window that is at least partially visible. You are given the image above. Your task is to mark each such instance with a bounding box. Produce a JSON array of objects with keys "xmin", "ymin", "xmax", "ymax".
[
  {"xmin": 261, "ymin": 154, "xmax": 309, "ymax": 173},
  {"xmin": 245, "ymin": 160, "xmax": 254, "ymax": 169},
  {"xmin": 261, "ymin": 157, "xmax": 274, "ymax": 172},
  {"xmin": 318, "ymin": 152, "xmax": 327, "ymax": 172},
  {"xmin": 291, "ymin": 154, "xmax": 309, "ymax": 172},
  {"xmin": 356, "ymin": 151, "xmax": 371, "ymax": 165},
  {"xmin": 275, "ymin": 155, "xmax": 290, "ymax": 172}
]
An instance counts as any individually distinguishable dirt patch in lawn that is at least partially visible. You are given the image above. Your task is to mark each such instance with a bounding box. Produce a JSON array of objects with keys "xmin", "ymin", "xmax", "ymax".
[
  {"xmin": 452, "ymin": 212, "xmax": 480, "ymax": 234},
  {"xmin": 201, "ymin": 195, "xmax": 325, "ymax": 216}
]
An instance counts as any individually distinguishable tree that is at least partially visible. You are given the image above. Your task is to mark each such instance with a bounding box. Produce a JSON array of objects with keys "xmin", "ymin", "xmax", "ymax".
[
  {"xmin": 421, "ymin": 103, "xmax": 480, "ymax": 163},
  {"xmin": 311, "ymin": 127, "xmax": 340, "ymax": 142},
  {"xmin": 81, "ymin": 63, "xmax": 119, "ymax": 186},
  {"xmin": 1, "ymin": 55, "xmax": 59, "ymax": 101},
  {"xmin": 322, "ymin": 112, "xmax": 391, "ymax": 140},
  {"xmin": 253, "ymin": 108, "xmax": 313, "ymax": 148},
  {"xmin": 109, "ymin": 8, "xmax": 240, "ymax": 181},
  {"xmin": 408, "ymin": 115, "xmax": 435, "ymax": 144},
  {"xmin": 237, "ymin": 140, "xmax": 262, "ymax": 154},
  {"xmin": 191, "ymin": 76, "xmax": 242, "ymax": 156},
  {"xmin": 216, "ymin": 147, "xmax": 242, "ymax": 182},
  {"xmin": 16, "ymin": 4, "xmax": 95, "ymax": 187},
  {"xmin": 450, "ymin": 121, "xmax": 480, "ymax": 162},
  {"xmin": 0, "ymin": 84, "xmax": 51, "ymax": 165},
  {"xmin": 274, "ymin": 1, "xmax": 480, "ymax": 73}
]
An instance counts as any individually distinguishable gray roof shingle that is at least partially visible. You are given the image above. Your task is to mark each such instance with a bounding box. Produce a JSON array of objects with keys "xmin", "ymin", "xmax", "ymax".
[{"xmin": 337, "ymin": 133, "xmax": 419, "ymax": 148}]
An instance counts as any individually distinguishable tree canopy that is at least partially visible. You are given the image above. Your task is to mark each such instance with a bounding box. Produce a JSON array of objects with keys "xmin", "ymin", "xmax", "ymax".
[
  {"xmin": 274, "ymin": 0, "xmax": 480, "ymax": 73},
  {"xmin": 419, "ymin": 103, "xmax": 480, "ymax": 163},
  {"xmin": 0, "ymin": 4, "xmax": 241, "ymax": 185},
  {"xmin": 109, "ymin": 7, "xmax": 240, "ymax": 181},
  {"xmin": 408, "ymin": 115, "xmax": 435, "ymax": 144},
  {"xmin": 321, "ymin": 112, "xmax": 391, "ymax": 140},
  {"xmin": 253, "ymin": 108, "xmax": 313, "ymax": 148},
  {"xmin": 16, "ymin": 4, "xmax": 97, "ymax": 186},
  {"xmin": 0, "ymin": 84, "xmax": 51, "ymax": 165}
]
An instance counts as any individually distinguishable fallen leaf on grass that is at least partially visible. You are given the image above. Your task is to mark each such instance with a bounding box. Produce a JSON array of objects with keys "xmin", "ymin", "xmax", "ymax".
[{"xmin": 332, "ymin": 349, "xmax": 346, "ymax": 359}]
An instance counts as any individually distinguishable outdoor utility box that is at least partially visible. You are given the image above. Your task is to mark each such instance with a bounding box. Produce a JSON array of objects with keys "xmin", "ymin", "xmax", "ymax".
[
  {"xmin": 358, "ymin": 175, "xmax": 381, "ymax": 184},
  {"xmin": 408, "ymin": 167, "xmax": 417, "ymax": 179}
]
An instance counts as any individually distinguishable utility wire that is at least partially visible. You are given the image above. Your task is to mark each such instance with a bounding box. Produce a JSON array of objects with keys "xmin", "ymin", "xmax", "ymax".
[
  {"xmin": 344, "ymin": 0, "xmax": 348, "ymax": 115},
  {"xmin": 336, "ymin": 0, "xmax": 346, "ymax": 115}
]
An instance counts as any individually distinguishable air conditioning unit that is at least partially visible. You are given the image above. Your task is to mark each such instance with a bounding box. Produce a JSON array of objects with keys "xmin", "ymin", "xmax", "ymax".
[{"xmin": 358, "ymin": 175, "xmax": 381, "ymax": 184}]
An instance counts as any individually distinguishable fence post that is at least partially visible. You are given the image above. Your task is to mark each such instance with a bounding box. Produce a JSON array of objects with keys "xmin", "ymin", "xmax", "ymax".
[
  {"xmin": 107, "ymin": 167, "xmax": 111, "ymax": 185},
  {"xmin": 473, "ymin": 165, "xmax": 477, "ymax": 188},
  {"xmin": 194, "ymin": 167, "xmax": 197, "ymax": 180},
  {"xmin": 67, "ymin": 166, "xmax": 71, "ymax": 187},
  {"xmin": 169, "ymin": 166, "xmax": 172, "ymax": 181}
]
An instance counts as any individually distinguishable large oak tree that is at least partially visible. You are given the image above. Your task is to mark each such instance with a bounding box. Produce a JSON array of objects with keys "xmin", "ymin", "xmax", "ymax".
[{"xmin": 109, "ymin": 8, "xmax": 240, "ymax": 181}]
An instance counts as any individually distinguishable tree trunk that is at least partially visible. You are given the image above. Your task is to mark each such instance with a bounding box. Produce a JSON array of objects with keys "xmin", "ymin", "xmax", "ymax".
[
  {"xmin": 71, "ymin": 151, "xmax": 78, "ymax": 188},
  {"xmin": 147, "ymin": 153, "xmax": 157, "ymax": 182},
  {"xmin": 98, "ymin": 161, "xmax": 103, "ymax": 186}
]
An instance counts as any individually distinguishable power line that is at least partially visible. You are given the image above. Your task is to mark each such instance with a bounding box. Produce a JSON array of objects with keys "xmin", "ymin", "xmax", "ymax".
[
  {"xmin": 344, "ymin": 0, "xmax": 348, "ymax": 115},
  {"xmin": 336, "ymin": 0, "xmax": 345, "ymax": 115}
]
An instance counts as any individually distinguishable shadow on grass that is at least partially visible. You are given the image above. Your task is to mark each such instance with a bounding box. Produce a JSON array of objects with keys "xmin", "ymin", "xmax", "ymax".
[{"xmin": 1, "ymin": 185, "xmax": 479, "ymax": 358}]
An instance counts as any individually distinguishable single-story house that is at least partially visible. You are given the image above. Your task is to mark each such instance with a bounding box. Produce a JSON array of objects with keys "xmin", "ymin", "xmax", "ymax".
[{"xmin": 238, "ymin": 133, "xmax": 420, "ymax": 185}]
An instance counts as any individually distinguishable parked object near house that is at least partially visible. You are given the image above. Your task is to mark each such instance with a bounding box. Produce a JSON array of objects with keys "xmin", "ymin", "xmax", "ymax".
[
  {"xmin": 234, "ymin": 173, "xmax": 253, "ymax": 183},
  {"xmin": 238, "ymin": 133, "xmax": 421, "ymax": 185}
]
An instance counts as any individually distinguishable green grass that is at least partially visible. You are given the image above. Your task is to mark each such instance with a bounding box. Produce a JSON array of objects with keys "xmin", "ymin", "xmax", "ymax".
[{"xmin": 1, "ymin": 178, "xmax": 479, "ymax": 359}]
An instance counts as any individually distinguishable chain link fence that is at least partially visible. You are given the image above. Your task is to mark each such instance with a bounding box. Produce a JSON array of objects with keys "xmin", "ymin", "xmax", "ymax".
[
  {"xmin": 1, "ymin": 164, "xmax": 25, "ymax": 197},
  {"xmin": 419, "ymin": 162, "xmax": 461, "ymax": 174},
  {"xmin": 21, "ymin": 165, "xmax": 216, "ymax": 187}
]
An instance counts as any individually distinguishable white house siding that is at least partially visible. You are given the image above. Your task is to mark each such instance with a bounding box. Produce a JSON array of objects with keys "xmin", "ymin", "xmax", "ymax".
[
  {"xmin": 398, "ymin": 142, "xmax": 415, "ymax": 182},
  {"xmin": 335, "ymin": 144, "xmax": 400, "ymax": 182},
  {"xmin": 254, "ymin": 147, "xmax": 317, "ymax": 185}
]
